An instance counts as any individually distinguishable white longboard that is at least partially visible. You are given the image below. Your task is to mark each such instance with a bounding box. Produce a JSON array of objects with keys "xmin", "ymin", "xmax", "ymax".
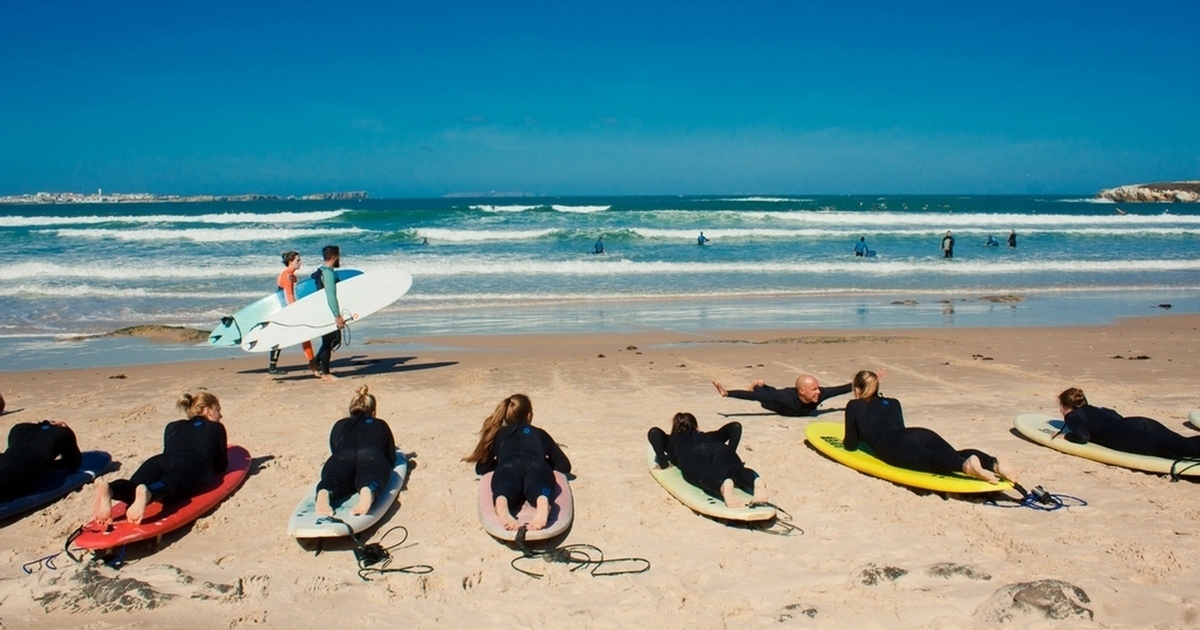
[
  {"xmin": 647, "ymin": 446, "xmax": 775, "ymax": 522},
  {"xmin": 478, "ymin": 470, "xmax": 573, "ymax": 543},
  {"xmin": 208, "ymin": 269, "xmax": 362, "ymax": 347},
  {"xmin": 1013, "ymin": 413, "xmax": 1200, "ymax": 477},
  {"xmin": 241, "ymin": 269, "xmax": 413, "ymax": 353},
  {"xmin": 288, "ymin": 450, "xmax": 408, "ymax": 538}
]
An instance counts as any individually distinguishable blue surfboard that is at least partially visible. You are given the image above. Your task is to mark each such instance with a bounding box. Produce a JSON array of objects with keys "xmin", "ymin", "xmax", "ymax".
[
  {"xmin": 0, "ymin": 450, "xmax": 112, "ymax": 520},
  {"xmin": 208, "ymin": 269, "xmax": 363, "ymax": 346}
]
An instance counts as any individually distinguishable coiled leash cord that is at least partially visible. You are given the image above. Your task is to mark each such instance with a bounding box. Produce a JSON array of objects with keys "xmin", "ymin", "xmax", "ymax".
[
  {"xmin": 510, "ymin": 526, "xmax": 651, "ymax": 579},
  {"xmin": 324, "ymin": 518, "xmax": 433, "ymax": 581},
  {"xmin": 984, "ymin": 483, "xmax": 1087, "ymax": 512}
]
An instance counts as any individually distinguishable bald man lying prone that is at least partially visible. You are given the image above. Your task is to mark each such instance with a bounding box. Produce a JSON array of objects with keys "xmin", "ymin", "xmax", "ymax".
[{"xmin": 712, "ymin": 374, "xmax": 852, "ymax": 417}]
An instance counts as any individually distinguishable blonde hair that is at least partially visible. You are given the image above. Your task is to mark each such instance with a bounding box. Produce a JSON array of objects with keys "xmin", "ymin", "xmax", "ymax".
[
  {"xmin": 177, "ymin": 391, "xmax": 220, "ymax": 418},
  {"xmin": 349, "ymin": 385, "xmax": 376, "ymax": 418},
  {"xmin": 852, "ymin": 370, "xmax": 880, "ymax": 400},
  {"xmin": 463, "ymin": 394, "xmax": 532, "ymax": 464},
  {"xmin": 1058, "ymin": 387, "xmax": 1088, "ymax": 410}
]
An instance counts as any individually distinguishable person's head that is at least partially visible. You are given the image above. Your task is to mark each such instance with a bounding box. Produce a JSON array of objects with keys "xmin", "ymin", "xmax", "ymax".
[
  {"xmin": 669, "ymin": 412, "xmax": 698, "ymax": 436},
  {"xmin": 795, "ymin": 374, "xmax": 822, "ymax": 404},
  {"xmin": 322, "ymin": 244, "xmax": 340, "ymax": 267},
  {"xmin": 1057, "ymin": 387, "xmax": 1088, "ymax": 414},
  {"xmin": 348, "ymin": 385, "xmax": 377, "ymax": 418},
  {"xmin": 852, "ymin": 370, "xmax": 880, "ymax": 400},
  {"xmin": 859, "ymin": 236, "xmax": 865, "ymax": 242},
  {"xmin": 281, "ymin": 251, "xmax": 301, "ymax": 269},
  {"xmin": 178, "ymin": 391, "xmax": 221, "ymax": 422},
  {"xmin": 946, "ymin": 231, "xmax": 952, "ymax": 236},
  {"xmin": 463, "ymin": 394, "xmax": 534, "ymax": 463}
]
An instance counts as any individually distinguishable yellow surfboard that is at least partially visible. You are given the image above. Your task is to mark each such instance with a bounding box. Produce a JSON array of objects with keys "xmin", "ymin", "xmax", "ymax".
[
  {"xmin": 1013, "ymin": 413, "xmax": 1200, "ymax": 477},
  {"xmin": 647, "ymin": 446, "xmax": 775, "ymax": 522},
  {"xmin": 804, "ymin": 422, "xmax": 1013, "ymax": 493}
]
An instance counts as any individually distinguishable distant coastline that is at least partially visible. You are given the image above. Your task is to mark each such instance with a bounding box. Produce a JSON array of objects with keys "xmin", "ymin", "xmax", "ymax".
[
  {"xmin": 0, "ymin": 190, "xmax": 368, "ymax": 204},
  {"xmin": 1098, "ymin": 181, "xmax": 1200, "ymax": 203}
]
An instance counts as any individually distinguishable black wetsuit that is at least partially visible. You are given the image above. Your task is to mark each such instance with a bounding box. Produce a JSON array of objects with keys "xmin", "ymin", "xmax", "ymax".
[
  {"xmin": 318, "ymin": 414, "xmax": 397, "ymax": 502},
  {"xmin": 108, "ymin": 417, "xmax": 228, "ymax": 505},
  {"xmin": 476, "ymin": 424, "xmax": 571, "ymax": 510},
  {"xmin": 1064, "ymin": 405, "xmax": 1200, "ymax": 459},
  {"xmin": 0, "ymin": 421, "xmax": 82, "ymax": 501},
  {"xmin": 725, "ymin": 382, "xmax": 852, "ymax": 417},
  {"xmin": 844, "ymin": 396, "xmax": 997, "ymax": 474},
  {"xmin": 316, "ymin": 265, "xmax": 341, "ymax": 375},
  {"xmin": 647, "ymin": 421, "xmax": 758, "ymax": 497}
]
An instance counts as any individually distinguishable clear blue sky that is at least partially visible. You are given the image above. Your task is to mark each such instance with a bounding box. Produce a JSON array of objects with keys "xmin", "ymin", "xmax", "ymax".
[{"xmin": 2, "ymin": 1, "xmax": 1197, "ymax": 197}]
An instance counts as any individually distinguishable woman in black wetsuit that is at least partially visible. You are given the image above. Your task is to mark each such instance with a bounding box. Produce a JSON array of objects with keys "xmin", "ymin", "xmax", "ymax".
[
  {"xmin": 647, "ymin": 412, "xmax": 767, "ymax": 508},
  {"xmin": 92, "ymin": 392, "xmax": 228, "ymax": 525},
  {"xmin": 844, "ymin": 370, "xmax": 1019, "ymax": 484},
  {"xmin": 462, "ymin": 394, "xmax": 570, "ymax": 532},
  {"xmin": 1058, "ymin": 387, "xmax": 1200, "ymax": 459},
  {"xmin": 0, "ymin": 420, "xmax": 82, "ymax": 502},
  {"xmin": 314, "ymin": 385, "xmax": 396, "ymax": 517}
]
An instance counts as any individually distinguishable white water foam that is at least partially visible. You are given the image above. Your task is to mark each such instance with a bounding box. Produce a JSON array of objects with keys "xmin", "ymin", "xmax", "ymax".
[
  {"xmin": 550, "ymin": 204, "xmax": 611, "ymax": 213},
  {"xmin": 0, "ymin": 209, "xmax": 348, "ymax": 227},
  {"xmin": 42, "ymin": 226, "xmax": 368, "ymax": 243}
]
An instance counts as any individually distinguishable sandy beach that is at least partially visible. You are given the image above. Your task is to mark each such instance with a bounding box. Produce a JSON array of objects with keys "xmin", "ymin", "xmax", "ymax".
[{"xmin": 2, "ymin": 314, "xmax": 1199, "ymax": 629}]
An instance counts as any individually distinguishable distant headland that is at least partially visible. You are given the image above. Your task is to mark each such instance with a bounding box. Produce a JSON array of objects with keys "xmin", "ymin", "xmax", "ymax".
[
  {"xmin": 1098, "ymin": 181, "xmax": 1200, "ymax": 203},
  {"xmin": 0, "ymin": 190, "xmax": 368, "ymax": 204}
]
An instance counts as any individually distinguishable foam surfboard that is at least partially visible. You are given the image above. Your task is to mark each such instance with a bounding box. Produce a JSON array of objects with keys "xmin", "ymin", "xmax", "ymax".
[
  {"xmin": 805, "ymin": 422, "xmax": 1013, "ymax": 493},
  {"xmin": 647, "ymin": 445, "xmax": 774, "ymax": 522},
  {"xmin": 73, "ymin": 446, "xmax": 252, "ymax": 551},
  {"xmin": 288, "ymin": 449, "xmax": 408, "ymax": 538},
  {"xmin": 208, "ymin": 269, "xmax": 363, "ymax": 346},
  {"xmin": 1189, "ymin": 409, "xmax": 1200, "ymax": 428},
  {"xmin": 240, "ymin": 269, "xmax": 413, "ymax": 353},
  {"xmin": 478, "ymin": 470, "xmax": 573, "ymax": 542},
  {"xmin": 0, "ymin": 451, "xmax": 112, "ymax": 521},
  {"xmin": 1013, "ymin": 413, "xmax": 1200, "ymax": 477}
]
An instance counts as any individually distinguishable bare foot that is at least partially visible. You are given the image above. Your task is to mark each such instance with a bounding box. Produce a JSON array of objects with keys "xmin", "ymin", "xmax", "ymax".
[
  {"xmin": 721, "ymin": 479, "xmax": 745, "ymax": 508},
  {"xmin": 495, "ymin": 496, "xmax": 520, "ymax": 531},
  {"xmin": 993, "ymin": 457, "xmax": 1021, "ymax": 484},
  {"xmin": 962, "ymin": 455, "xmax": 1000, "ymax": 484},
  {"xmin": 350, "ymin": 487, "xmax": 374, "ymax": 516},
  {"xmin": 315, "ymin": 489, "xmax": 334, "ymax": 516},
  {"xmin": 93, "ymin": 480, "xmax": 113, "ymax": 525},
  {"xmin": 712, "ymin": 381, "xmax": 729, "ymax": 397},
  {"xmin": 320, "ymin": 372, "xmax": 338, "ymax": 382},
  {"xmin": 528, "ymin": 496, "xmax": 551, "ymax": 531},
  {"xmin": 126, "ymin": 484, "xmax": 151, "ymax": 524},
  {"xmin": 751, "ymin": 478, "xmax": 769, "ymax": 505}
]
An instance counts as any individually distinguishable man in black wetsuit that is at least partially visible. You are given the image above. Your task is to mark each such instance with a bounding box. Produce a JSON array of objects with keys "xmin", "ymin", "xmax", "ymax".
[
  {"xmin": 712, "ymin": 374, "xmax": 853, "ymax": 417},
  {"xmin": 0, "ymin": 420, "xmax": 82, "ymax": 501}
]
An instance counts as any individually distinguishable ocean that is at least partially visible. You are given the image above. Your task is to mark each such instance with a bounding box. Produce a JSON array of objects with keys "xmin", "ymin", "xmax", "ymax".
[{"xmin": 2, "ymin": 195, "xmax": 1198, "ymax": 371}]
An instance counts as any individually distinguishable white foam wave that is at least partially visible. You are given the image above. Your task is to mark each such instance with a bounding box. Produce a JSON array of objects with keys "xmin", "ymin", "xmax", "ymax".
[
  {"xmin": 0, "ymin": 284, "xmax": 263, "ymax": 299},
  {"xmin": 1048, "ymin": 198, "xmax": 1116, "ymax": 204},
  {"xmin": 6, "ymin": 259, "xmax": 281, "ymax": 280},
  {"xmin": 42, "ymin": 226, "xmax": 368, "ymax": 243},
  {"xmin": 417, "ymin": 228, "xmax": 564, "ymax": 242},
  {"xmin": 717, "ymin": 197, "xmax": 813, "ymax": 203},
  {"xmin": 550, "ymin": 204, "xmax": 610, "ymax": 213},
  {"xmin": 471, "ymin": 205, "xmax": 541, "ymax": 213},
  {"xmin": 0, "ymin": 210, "xmax": 347, "ymax": 228},
  {"xmin": 631, "ymin": 226, "xmax": 1200, "ymax": 239},
  {"xmin": 717, "ymin": 210, "xmax": 1200, "ymax": 228}
]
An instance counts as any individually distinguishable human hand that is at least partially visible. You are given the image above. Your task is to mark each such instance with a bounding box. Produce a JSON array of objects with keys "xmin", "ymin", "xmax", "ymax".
[
  {"xmin": 335, "ymin": 316, "xmax": 346, "ymax": 330},
  {"xmin": 749, "ymin": 379, "xmax": 766, "ymax": 389}
]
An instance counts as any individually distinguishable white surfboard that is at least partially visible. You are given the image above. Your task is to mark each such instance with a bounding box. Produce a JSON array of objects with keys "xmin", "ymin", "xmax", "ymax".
[
  {"xmin": 208, "ymin": 269, "xmax": 362, "ymax": 347},
  {"xmin": 1013, "ymin": 413, "xmax": 1200, "ymax": 478},
  {"xmin": 241, "ymin": 269, "xmax": 413, "ymax": 353},
  {"xmin": 1189, "ymin": 409, "xmax": 1200, "ymax": 427},
  {"xmin": 478, "ymin": 470, "xmax": 573, "ymax": 542},
  {"xmin": 287, "ymin": 450, "xmax": 408, "ymax": 538},
  {"xmin": 647, "ymin": 445, "xmax": 775, "ymax": 522}
]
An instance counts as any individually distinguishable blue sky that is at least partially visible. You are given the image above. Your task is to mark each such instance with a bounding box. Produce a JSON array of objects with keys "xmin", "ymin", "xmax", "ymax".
[{"xmin": 1, "ymin": 1, "xmax": 1197, "ymax": 196}]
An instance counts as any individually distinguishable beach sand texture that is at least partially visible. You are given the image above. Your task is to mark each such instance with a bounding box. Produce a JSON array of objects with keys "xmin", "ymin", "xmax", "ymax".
[{"xmin": 1, "ymin": 315, "xmax": 1199, "ymax": 628}]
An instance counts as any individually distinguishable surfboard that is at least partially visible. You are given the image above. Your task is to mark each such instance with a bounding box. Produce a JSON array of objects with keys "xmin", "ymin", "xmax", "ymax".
[
  {"xmin": 1013, "ymin": 413, "xmax": 1200, "ymax": 477},
  {"xmin": 73, "ymin": 446, "xmax": 252, "ymax": 551},
  {"xmin": 647, "ymin": 445, "xmax": 775, "ymax": 522},
  {"xmin": 0, "ymin": 451, "xmax": 112, "ymax": 521},
  {"xmin": 287, "ymin": 450, "xmax": 408, "ymax": 538},
  {"xmin": 208, "ymin": 269, "xmax": 362, "ymax": 346},
  {"xmin": 1189, "ymin": 409, "xmax": 1200, "ymax": 427},
  {"xmin": 240, "ymin": 269, "xmax": 413, "ymax": 353},
  {"xmin": 478, "ymin": 470, "xmax": 573, "ymax": 542},
  {"xmin": 804, "ymin": 422, "xmax": 1013, "ymax": 493}
]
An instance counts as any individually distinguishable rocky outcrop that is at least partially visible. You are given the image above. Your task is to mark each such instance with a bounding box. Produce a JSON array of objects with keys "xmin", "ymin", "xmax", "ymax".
[{"xmin": 1099, "ymin": 182, "xmax": 1200, "ymax": 203}]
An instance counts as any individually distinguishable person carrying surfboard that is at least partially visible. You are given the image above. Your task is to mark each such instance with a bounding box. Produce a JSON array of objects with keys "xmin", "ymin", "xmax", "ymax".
[
  {"xmin": 314, "ymin": 245, "xmax": 346, "ymax": 381},
  {"xmin": 0, "ymin": 420, "xmax": 81, "ymax": 501},
  {"xmin": 712, "ymin": 374, "xmax": 853, "ymax": 417},
  {"xmin": 1056, "ymin": 387, "xmax": 1200, "ymax": 459},
  {"xmin": 314, "ymin": 385, "xmax": 397, "ymax": 517},
  {"xmin": 648, "ymin": 413, "xmax": 767, "ymax": 509},
  {"xmin": 463, "ymin": 394, "xmax": 571, "ymax": 532},
  {"xmin": 92, "ymin": 392, "xmax": 228, "ymax": 525},
  {"xmin": 268, "ymin": 251, "xmax": 317, "ymax": 376}
]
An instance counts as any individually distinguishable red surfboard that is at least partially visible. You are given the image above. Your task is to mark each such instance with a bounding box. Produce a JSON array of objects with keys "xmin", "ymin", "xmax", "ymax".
[{"xmin": 74, "ymin": 446, "xmax": 251, "ymax": 551}]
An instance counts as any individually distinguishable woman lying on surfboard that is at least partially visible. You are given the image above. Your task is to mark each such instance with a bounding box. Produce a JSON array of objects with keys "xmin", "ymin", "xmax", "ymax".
[
  {"xmin": 0, "ymin": 420, "xmax": 81, "ymax": 502},
  {"xmin": 845, "ymin": 371, "xmax": 1020, "ymax": 484},
  {"xmin": 648, "ymin": 413, "xmax": 768, "ymax": 508},
  {"xmin": 1057, "ymin": 387, "xmax": 1200, "ymax": 459},
  {"xmin": 314, "ymin": 385, "xmax": 396, "ymax": 517},
  {"xmin": 463, "ymin": 394, "xmax": 570, "ymax": 532},
  {"xmin": 92, "ymin": 392, "xmax": 228, "ymax": 525}
]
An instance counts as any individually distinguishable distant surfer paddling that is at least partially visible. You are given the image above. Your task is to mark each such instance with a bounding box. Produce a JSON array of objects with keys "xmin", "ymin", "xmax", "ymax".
[
  {"xmin": 648, "ymin": 413, "xmax": 767, "ymax": 508},
  {"xmin": 269, "ymin": 251, "xmax": 317, "ymax": 376},
  {"xmin": 314, "ymin": 385, "xmax": 396, "ymax": 517},
  {"xmin": 314, "ymin": 245, "xmax": 345, "ymax": 381}
]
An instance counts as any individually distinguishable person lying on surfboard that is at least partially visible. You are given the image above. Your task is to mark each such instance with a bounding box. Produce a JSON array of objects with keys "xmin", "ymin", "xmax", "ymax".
[
  {"xmin": 844, "ymin": 370, "xmax": 1019, "ymax": 484},
  {"xmin": 463, "ymin": 394, "xmax": 570, "ymax": 532},
  {"xmin": 648, "ymin": 413, "xmax": 767, "ymax": 509},
  {"xmin": 1057, "ymin": 387, "xmax": 1200, "ymax": 459},
  {"xmin": 0, "ymin": 420, "xmax": 81, "ymax": 502},
  {"xmin": 92, "ymin": 392, "xmax": 228, "ymax": 525},
  {"xmin": 314, "ymin": 385, "xmax": 397, "ymax": 517},
  {"xmin": 712, "ymin": 374, "xmax": 853, "ymax": 417}
]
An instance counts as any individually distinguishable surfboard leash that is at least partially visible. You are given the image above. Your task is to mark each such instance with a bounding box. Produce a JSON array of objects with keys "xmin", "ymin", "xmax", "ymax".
[
  {"xmin": 744, "ymin": 502, "xmax": 804, "ymax": 536},
  {"xmin": 510, "ymin": 526, "xmax": 651, "ymax": 579},
  {"xmin": 325, "ymin": 518, "xmax": 434, "ymax": 581},
  {"xmin": 984, "ymin": 484, "xmax": 1087, "ymax": 512},
  {"xmin": 1169, "ymin": 459, "xmax": 1200, "ymax": 482}
]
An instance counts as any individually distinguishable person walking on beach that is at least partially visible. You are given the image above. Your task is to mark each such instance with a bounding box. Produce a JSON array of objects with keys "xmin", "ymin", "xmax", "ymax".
[
  {"xmin": 941, "ymin": 231, "xmax": 955, "ymax": 258},
  {"xmin": 712, "ymin": 374, "xmax": 854, "ymax": 417},
  {"xmin": 854, "ymin": 237, "xmax": 869, "ymax": 257},
  {"xmin": 314, "ymin": 245, "xmax": 345, "ymax": 381},
  {"xmin": 697, "ymin": 231, "xmax": 710, "ymax": 246},
  {"xmin": 1008, "ymin": 230, "xmax": 1017, "ymax": 248},
  {"xmin": 268, "ymin": 251, "xmax": 317, "ymax": 376}
]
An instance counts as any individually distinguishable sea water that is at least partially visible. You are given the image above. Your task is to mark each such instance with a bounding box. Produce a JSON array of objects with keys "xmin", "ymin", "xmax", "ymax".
[{"xmin": 1, "ymin": 195, "xmax": 1197, "ymax": 370}]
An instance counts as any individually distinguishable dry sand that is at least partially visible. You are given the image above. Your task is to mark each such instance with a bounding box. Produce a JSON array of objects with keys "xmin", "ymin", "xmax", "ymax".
[{"xmin": 2, "ymin": 314, "xmax": 1199, "ymax": 628}]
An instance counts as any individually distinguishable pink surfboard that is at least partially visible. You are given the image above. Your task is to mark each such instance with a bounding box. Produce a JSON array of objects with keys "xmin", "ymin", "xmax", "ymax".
[{"xmin": 478, "ymin": 470, "xmax": 573, "ymax": 542}]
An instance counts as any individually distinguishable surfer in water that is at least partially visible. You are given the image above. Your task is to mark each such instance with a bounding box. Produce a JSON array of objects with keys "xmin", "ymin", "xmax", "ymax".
[
  {"xmin": 463, "ymin": 394, "xmax": 571, "ymax": 532},
  {"xmin": 314, "ymin": 245, "xmax": 345, "ymax": 381},
  {"xmin": 983, "ymin": 234, "xmax": 999, "ymax": 247},
  {"xmin": 941, "ymin": 231, "xmax": 955, "ymax": 258},
  {"xmin": 268, "ymin": 251, "xmax": 316, "ymax": 376},
  {"xmin": 1007, "ymin": 230, "xmax": 1017, "ymax": 248},
  {"xmin": 1056, "ymin": 387, "xmax": 1200, "ymax": 458},
  {"xmin": 712, "ymin": 374, "xmax": 853, "ymax": 417},
  {"xmin": 854, "ymin": 237, "xmax": 869, "ymax": 257},
  {"xmin": 314, "ymin": 385, "xmax": 396, "ymax": 517},
  {"xmin": 594, "ymin": 236, "xmax": 605, "ymax": 254},
  {"xmin": 92, "ymin": 392, "xmax": 228, "ymax": 525},
  {"xmin": 697, "ymin": 231, "xmax": 709, "ymax": 246},
  {"xmin": 648, "ymin": 413, "xmax": 767, "ymax": 508},
  {"xmin": 844, "ymin": 370, "xmax": 1019, "ymax": 484},
  {"xmin": 0, "ymin": 420, "xmax": 82, "ymax": 502}
]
